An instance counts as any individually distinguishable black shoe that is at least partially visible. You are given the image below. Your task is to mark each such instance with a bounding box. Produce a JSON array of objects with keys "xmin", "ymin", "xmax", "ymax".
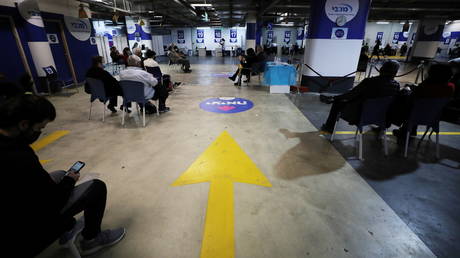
[
  {"xmin": 108, "ymin": 105, "xmax": 117, "ymax": 113},
  {"xmin": 234, "ymin": 82, "xmax": 241, "ymax": 86},
  {"xmin": 228, "ymin": 76, "xmax": 236, "ymax": 81},
  {"xmin": 174, "ymin": 82, "xmax": 182, "ymax": 87},
  {"xmin": 393, "ymin": 129, "xmax": 406, "ymax": 145},
  {"xmin": 320, "ymin": 124, "xmax": 333, "ymax": 134},
  {"xmin": 243, "ymin": 79, "xmax": 250, "ymax": 83},
  {"xmin": 119, "ymin": 105, "xmax": 131, "ymax": 113},
  {"xmin": 319, "ymin": 95, "xmax": 334, "ymax": 104},
  {"xmin": 159, "ymin": 107, "xmax": 170, "ymax": 113},
  {"xmin": 184, "ymin": 69, "xmax": 192, "ymax": 73}
]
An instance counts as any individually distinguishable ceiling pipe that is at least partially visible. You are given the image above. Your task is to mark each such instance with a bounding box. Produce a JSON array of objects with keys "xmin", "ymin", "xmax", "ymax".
[{"xmin": 79, "ymin": 0, "xmax": 133, "ymax": 13}]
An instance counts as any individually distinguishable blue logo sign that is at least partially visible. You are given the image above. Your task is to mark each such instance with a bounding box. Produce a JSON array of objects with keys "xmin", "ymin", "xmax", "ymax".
[
  {"xmin": 335, "ymin": 29, "xmax": 345, "ymax": 38},
  {"xmin": 197, "ymin": 29, "xmax": 204, "ymax": 38},
  {"xmin": 199, "ymin": 97, "xmax": 253, "ymax": 114},
  {"xmin": 230, "ymin": 29, "xmax": 237, "ymax": 39},
  {"xmin": 376, "ymin": 32, "xmax": 383, "ymax": 40},
  {"xmin": 178, "ymin": 30, "xmax": 184, "ymax": 39},
  {"xmin": 215, "ymin": 29, "xmax": 221, "ymax": 38}
]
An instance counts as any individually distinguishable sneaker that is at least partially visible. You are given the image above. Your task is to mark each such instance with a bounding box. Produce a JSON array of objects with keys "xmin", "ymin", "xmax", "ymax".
[
  {"xmin": 80, "ymin": 228, "xmax": 126, "ymax": 256},
  {"xmin": 159, "ymin": 107, "xmax": 170, "ymax": 113},
  {"xmin": 174, "ymin": 82, "xmax": 182, "ymax": 87},
  {"xmin": 228, "ymin": 76, "xmax": 235, "ymax": 81},
  {"xmin": 59, "ymin": 217, "xmax": 85, "ymax": 246}
]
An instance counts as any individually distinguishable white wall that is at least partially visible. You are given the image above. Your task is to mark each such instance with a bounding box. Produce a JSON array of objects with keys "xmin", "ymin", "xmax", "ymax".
[
  {"xmin": 364, "ymin": 22, "xmax": 405, "ymax": 47},
  {"xmin": 191, "ymin": 27, "xmax": 247, "ymax": 51},
  {"xmin": 261, "ymin": 27, "xmax": 299, "ymax": 46},
  {"xmin": 170, "ymin": 28, "xmax": 193, "ymax": 50}
]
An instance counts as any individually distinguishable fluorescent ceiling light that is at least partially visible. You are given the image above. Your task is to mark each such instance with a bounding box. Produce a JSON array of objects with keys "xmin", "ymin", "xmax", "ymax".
[
  {"xmin": 376, "ymin": 21, "xmax": 390, "ymax": 24},
  {"xmin": 191, "ymin": 4, "xmax": 212, "ymax": 7},
  {"xmin": 400, "ymin": 22, "xmax": 413, "ymax": 25}
]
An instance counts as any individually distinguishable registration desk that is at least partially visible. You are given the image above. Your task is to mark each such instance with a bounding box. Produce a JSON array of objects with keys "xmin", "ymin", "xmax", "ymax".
[{"xmin": 263, "ymin": 62, "xmax": 297, "ymax": 93}]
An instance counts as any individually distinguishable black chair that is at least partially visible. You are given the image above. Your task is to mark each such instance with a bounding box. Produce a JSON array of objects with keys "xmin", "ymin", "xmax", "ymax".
[
  {"xmin": 403, "ymin": 98, "xmax": 451, "ymax": 158},
  {"xmin": 331, "ymin": 97, "xmax": 394, "ymax": 160}
]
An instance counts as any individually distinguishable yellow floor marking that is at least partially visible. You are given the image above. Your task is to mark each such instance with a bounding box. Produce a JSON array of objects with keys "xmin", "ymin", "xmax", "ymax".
[
  {"xmin": 172, "ymin": 131, "xmax": 271, "ymax": 258},
  {"xmin": 40, "ymin": 160, "xmax": 52, "ymax": 165},
  {"xmin": 335, "ymin": 131, "xmax": 460, "ymax": 135},
  {"xmin": 30, "ymin": 130, "xmax": 70, "ymax": 152}
]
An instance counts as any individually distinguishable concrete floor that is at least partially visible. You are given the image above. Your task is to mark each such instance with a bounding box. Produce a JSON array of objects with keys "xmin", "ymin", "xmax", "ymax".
[{"xmin": 38, "ymin": 57, "xmax": 437, "ymax": 257}]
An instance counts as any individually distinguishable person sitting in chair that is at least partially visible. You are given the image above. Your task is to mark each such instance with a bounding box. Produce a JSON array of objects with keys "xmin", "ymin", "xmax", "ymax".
[
  {"xmin": 391, "ymin": 64, "xmax": 455, "ymax": 143},
  {"xmin": 1, "ymin": 95, "xmax": 126, "ymax": 257},
  {"xmin": 85, "ymin": 56, "xmax": 123, "ymax": 113},
  {"xmin": 167, "ymin": 46, "xmax": 192, "ymax": 73},
  {"xmin": 119, "ymin": 55, "xmax": 170, "ymax": 113},
  {"xmin": 228, "ymin": 48, "xmax": 257, "ymax": 86},
  {"xmin": 143, "ymin": 50, "xmax": 181, "ymax": 90},
  {"xmin": 320, "ymin": 60, "xmax": 401, "ymax": 134}
]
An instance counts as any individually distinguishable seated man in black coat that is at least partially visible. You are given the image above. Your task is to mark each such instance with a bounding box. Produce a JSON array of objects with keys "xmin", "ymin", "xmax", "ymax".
[
  {"xmin": 1, "ymin": 95, "xmax": 126, "ymax": 257},
  {"xmin": 85, "ymin": 56, "xmax": 123, "ymax": 113},
  {"xmin": 320, "ymin": 60, "xmax": 401, "ymax": 133}
]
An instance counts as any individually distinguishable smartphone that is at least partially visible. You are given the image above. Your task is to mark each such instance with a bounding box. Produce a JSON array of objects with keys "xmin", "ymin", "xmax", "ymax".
[{"xmin": 68, "ymin": 161, "xmax": 85, "ymax": 174}]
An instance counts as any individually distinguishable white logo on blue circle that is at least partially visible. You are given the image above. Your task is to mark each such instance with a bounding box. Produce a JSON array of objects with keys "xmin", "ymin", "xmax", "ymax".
[{"xmin": 200, "ymin": 97, "xmax": 254, "ymax": 114}]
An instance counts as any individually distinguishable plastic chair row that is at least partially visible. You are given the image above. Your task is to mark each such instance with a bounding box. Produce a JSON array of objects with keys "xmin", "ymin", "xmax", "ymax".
[
  {"xmin": 330, "ymin": 96, "xmax": 450, "ymax": 160},
  {"xmin": 86, "ymin": 78, "xmax": 159, "ymax": 127}
]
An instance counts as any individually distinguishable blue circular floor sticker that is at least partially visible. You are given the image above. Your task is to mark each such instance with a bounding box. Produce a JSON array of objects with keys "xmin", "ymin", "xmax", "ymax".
[{"xmin": 200, "ymin": 97, "xmax": 254, "ymax": 114}]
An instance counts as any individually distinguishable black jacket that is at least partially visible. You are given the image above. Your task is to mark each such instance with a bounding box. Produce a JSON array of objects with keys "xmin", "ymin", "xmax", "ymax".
[
  {"xmin": 336, "ymin": 76, "xmax": 400, "ymax": 102},
  {"xmin": 85, "ymin": 67, "xmax": 122, "ymax": 97},
  {"xmin": 1, "ymin": 135, "xmax": 76, "ymax": 257}
]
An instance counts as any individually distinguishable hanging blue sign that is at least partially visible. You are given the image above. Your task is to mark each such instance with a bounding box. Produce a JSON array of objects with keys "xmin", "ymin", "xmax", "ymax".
[
  {"xmin": 285, "ymin": 31, "xmax": 291, "ymax": 38},
  {"xmin": 197, "ymin": 29, "xmax": 204, "ymax": 38},
  {"xmin": 267, "ymin": 23, "xmax": 273, "ymax": 30},
  {"xmin": 376, "ymin": 32, "xmax": 383, "ymax": 40},
  {"xmin": 215, "ymin": 29, "xmax": 221, "ymax": 38},
  {"xmin": 178, "ymin": 30, "xmax": 184, "ymax": 39},
  {"xmin": 199, "ymin": 97, "xmax": 254, "ymax": 114},
  {"xmin": 267, "ymin": 30, "xmax": 273, "ymax": 39},
  {"xmin": 392, "ymin": 32, "xmax": 399, "ymax": 43},
  {"xmin": 230, "ymin": 29, "xmax": 237, "ymax": 38}
]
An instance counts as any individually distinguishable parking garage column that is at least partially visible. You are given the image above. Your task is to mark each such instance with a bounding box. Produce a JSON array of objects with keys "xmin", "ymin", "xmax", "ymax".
[
  {"xmin": 301, "ymin": 0, "xmax": 371, "ymax": 92},
  {"xmin": 16, "ymin": 0, "xmax": 56, "ymax": 90},
  {"xmin": 409, "ymin": 19, "xmax": 445, "ymax": 61},
  {"xmin": 246, "ymin": 11, "xmax": 257, "ymax": 50}
]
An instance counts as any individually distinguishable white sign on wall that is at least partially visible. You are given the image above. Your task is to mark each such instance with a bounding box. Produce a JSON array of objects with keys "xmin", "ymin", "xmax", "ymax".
[
  {"xmin": 64, "ymin": 16, "xmax": 91, "ymax": 41},
  {"xmin": 325, "ymin": 0, "xmax": 359, "ymax": 26}
]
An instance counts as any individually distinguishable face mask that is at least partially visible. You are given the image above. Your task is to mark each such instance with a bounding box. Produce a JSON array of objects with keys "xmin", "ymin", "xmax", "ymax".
[{"xmin": 19, "ymin": 126, "xmax": 42, "ymax": 144}]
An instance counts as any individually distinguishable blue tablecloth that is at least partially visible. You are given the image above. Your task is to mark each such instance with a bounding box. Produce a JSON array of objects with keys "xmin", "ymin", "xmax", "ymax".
[{"xmin": 263, "ymin": 62, "xmax": 297, "ymax": 86}]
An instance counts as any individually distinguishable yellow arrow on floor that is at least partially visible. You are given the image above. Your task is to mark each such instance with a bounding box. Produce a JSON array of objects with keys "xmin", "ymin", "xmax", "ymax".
[
  {"xmin": 172, "ymin": 131, "xmax": 271, "ymax": 258},
  {"xmin": 30, "ymin": 130, "xmax": 70, "ymax": 164}
]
